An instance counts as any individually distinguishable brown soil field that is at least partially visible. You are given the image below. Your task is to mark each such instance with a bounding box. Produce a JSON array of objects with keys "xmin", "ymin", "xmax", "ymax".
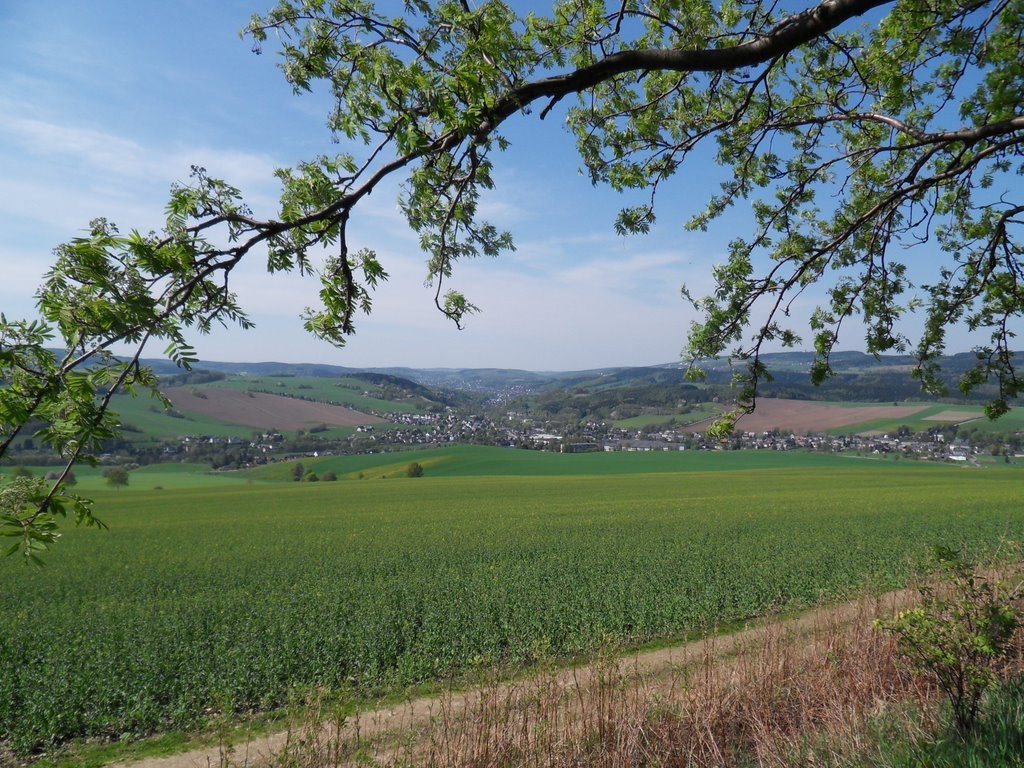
[
  {"xmin": 164, "ymin": 387, "xmax": 385, "ymax": 431},
  {"xmin": 725, "ymin": 398, "xmax": 930, "ymax": 434}
]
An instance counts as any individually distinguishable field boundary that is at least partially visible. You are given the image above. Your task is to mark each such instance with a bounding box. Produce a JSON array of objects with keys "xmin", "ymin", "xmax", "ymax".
[{"xmin": 110, "ymin": 589, "xmax": 915, "ymax": 768}]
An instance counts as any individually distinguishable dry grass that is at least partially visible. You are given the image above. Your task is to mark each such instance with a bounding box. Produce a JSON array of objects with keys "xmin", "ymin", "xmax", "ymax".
[
  {"xmin": 117, "ymin": 570, "xmax": 1023, "ymax": 768},
  {"xmin": 249, "ymin": 591, "xmax": 941, "ymax": 768}
]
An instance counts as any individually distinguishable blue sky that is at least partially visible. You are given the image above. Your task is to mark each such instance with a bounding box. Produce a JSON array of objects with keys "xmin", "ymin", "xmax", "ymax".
[{"xmin": 0, "ymin": 1, "xmax": 1003, "ymax": 371}]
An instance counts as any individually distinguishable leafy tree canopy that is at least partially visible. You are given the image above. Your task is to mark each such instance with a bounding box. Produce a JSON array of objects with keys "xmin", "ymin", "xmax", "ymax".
[{"xmin": 3, "ymin": 0, "xmax": 1024, "ymax": 554}]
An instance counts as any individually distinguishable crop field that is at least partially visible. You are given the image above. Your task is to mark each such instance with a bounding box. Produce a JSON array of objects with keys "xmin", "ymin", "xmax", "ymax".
[
  {"xmin": 162, "ymin": 387, "xmax": 384, "ymax": 431},
  {"xmin": 203, "ymin": 375, "xmax": 428, "ymax": 413},
  {"xmin": 611, "ymin": 403, "xmax": 721, "ymax": 429},
  {"xmin": 0, "ymin": 463, "xmax": 254, "ymax": 492},
  {"xmin": 247, "ymin": 443, "xmax": 908, "ymax": 481},
  {"xmin": 106, "ymin": 393, "xmax": 259, "ymax": 444},
  {"xmin": 2, "ymin": 453, "xmax": 1023, "ymax": 754},
  {"xmin": 89, "ymin": 372, "xmax": 426, "ymax": 448},
  {"xmin": 728, "ymin": 398, "xmax": 935, "ymax": 434},
  {"xmin": 606, "ymin": 398, "xmax": 1006, "ymax": 435},
  {"xmin": 97, "ymin": 463, "xmax": 256, "ymax": 491},
  {"xmin": 824, "ymin": 402, "xmax": 1024, "ymax": 435}
]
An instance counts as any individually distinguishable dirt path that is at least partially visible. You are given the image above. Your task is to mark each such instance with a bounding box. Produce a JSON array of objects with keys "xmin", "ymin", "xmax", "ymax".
[{"xmin": 111, "ymin": 590, "xmax": 913, "ymax": 768}]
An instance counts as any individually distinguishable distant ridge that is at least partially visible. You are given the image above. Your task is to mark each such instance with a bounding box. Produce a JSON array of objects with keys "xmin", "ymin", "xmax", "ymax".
[{"xmin": 123, "ymin": 349, "xmax": 1018, "ymax": 404}]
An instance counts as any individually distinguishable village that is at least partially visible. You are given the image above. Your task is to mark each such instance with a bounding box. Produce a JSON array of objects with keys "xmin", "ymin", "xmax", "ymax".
[{"xmin": 160, "ymin": 404, "xmax": 1014, "ymax": 469}]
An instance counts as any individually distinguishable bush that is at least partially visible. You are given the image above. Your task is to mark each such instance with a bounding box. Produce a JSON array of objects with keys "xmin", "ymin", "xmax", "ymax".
[
  {"xmin": 406, "ymin": 461, "xmax": 424, "ymax": 478},
  {"xmin": 102, "ymin": 467, "xmax": 130, "ymax": 488},
  {"xmin": 876, "ymin": 545, "xmax": 1022, "ymax": 737},
  {"xmin": 321, "ymin": 471, "xmax": 337, "ymax": 482}
]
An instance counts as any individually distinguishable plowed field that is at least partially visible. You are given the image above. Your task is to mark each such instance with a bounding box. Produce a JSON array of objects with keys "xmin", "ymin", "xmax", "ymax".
[
  {"xmin": 164, "ymin": 387, "xmax": 384, "ymax": 430},
  {"xmin": 728, "ymin": 398, "xmax": 929, "ymax": 433}
]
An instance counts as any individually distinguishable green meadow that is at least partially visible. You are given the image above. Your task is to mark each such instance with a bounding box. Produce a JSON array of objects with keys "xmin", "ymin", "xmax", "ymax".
[{"xmin": 2, "ymin": 449, "xmax": 1023, "ymax": 753}]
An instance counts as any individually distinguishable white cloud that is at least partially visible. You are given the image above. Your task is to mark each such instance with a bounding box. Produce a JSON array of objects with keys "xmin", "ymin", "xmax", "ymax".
[
  {"xmin": 0, "ymin": 174, "xmax": 158, "ymax": 235},
  {"xmin": 3, "ymin": 117, "xmax": 158, "ymax": 178},
  {"xmin": 0, "ymin": 113, "xmax": 279, "ymax": 191},
  {"xmin": 187, "ymin": 231, "xmax": 698, "ymax": 369}
]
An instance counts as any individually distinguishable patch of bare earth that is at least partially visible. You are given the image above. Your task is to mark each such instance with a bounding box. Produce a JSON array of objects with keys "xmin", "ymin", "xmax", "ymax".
[
  {"xmin": 163, "ymin": 388, "xmax": 384, "ymax": 431},
  {"xmin": 110, "ymin": 589, "xmax": 960, "ymax": 768},
  {"xmin": 724, "ymin": 398, "xmax": 930, "ymax": 434}
]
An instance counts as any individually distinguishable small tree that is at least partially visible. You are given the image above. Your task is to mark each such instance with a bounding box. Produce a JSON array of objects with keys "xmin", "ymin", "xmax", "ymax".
[
  {"xmin": 876, "ymin": 546, "xmax": 1022, "ymax": 737},
  {"xmin": 406, "ymin": 462, "xmax": 424, "ymax": 478},
  {"xmin": 102, "ymin": 467, "xmax": 130, "ymax": 489},
  {"xmin": 320, "ymin": 471, "xmax": 337, "ymax": 482},
  {"xmin": 303, "ymin": 471, "xmax": 319, "ymax": 482},
  {"xmin": 292, "ymin": 462, "xmax": 305, "ymax": 482}
]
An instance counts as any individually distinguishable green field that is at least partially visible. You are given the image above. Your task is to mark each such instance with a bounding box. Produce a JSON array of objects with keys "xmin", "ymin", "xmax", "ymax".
[
  {"xmin": 0, "ymin": 463, "xmax": 255, "ymax": 493},
  {"xmin": 2, "ymin": 450, "xmax": 1023, "ymax": 754},
  {"xmin": 247, "ymin": 444, "xmax": 908, "ymax": 481}
]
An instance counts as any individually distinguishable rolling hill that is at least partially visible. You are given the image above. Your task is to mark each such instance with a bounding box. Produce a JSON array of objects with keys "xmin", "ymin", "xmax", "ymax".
[{"xmin": 161, "ymin": 387, "xmax": 385, "ymax": 431}]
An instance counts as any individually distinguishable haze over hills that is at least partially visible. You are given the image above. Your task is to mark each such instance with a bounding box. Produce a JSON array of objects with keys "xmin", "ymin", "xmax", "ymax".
[{"xmin": 139, "ymin": 350, "xmax": 1013, "ymax": 404}]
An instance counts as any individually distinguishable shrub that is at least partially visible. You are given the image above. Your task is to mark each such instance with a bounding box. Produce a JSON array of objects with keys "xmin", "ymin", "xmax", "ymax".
[
  {"xmin": 876, "ymin": 545, "xmax": 1022, "ymax": 737},
  {"xmin": 321, "ymin": 471, "xmax": 337, "ymax": 482},
  {"xmin": 406, "ymin": 461, "xmax": 424, "ymax": 478},
  {"xmin": 102, "ymin": 467, "xmax": 130, "ymax": 488}
]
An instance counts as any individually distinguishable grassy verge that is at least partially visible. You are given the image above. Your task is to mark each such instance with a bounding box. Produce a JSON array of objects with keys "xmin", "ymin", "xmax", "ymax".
[
  {"xmin": 246, "ymin": 592, "xmax": 1024, "ymax": 768},
  {"xmin": 842, "ymin": 675, "xmax": 1024, "ymax": 767}
]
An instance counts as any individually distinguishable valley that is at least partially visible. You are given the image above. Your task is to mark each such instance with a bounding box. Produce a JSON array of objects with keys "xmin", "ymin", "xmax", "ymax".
[{"xmin": 3, "ymin": 353, "xmax": 1024, "ymax": 765}]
